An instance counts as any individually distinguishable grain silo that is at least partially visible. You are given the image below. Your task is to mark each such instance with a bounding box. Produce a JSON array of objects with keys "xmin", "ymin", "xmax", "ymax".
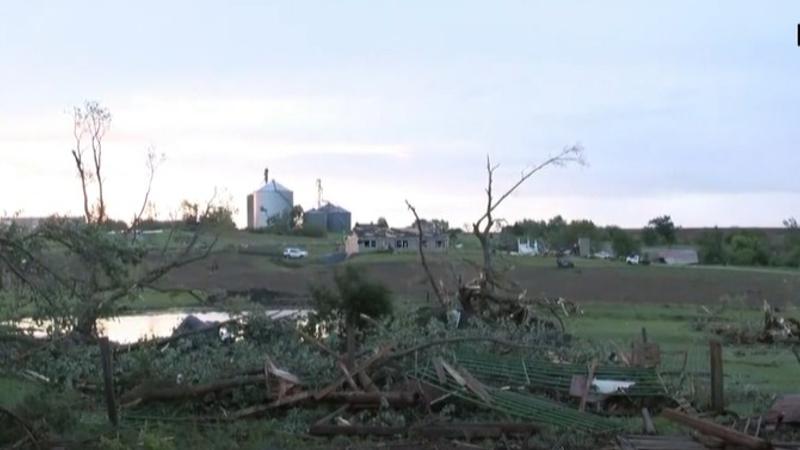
[
  {"xmin": 302, "ymin": 207, "xmax": 328, "ymax": 231},
  {"xmin": 302, "ymin": 202, "xmax": 352, "ymax": 233},
  {"xmin": 248, "ymin": 168, "xmax": 294, "ymax": 229},
  {"xmin": 323, "ymin": 203, "xmax": 351, "ymax": 233}
]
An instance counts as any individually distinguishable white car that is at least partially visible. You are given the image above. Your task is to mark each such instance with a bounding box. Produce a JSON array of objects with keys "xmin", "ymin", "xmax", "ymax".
[
  {"xmin": 626, "ymin": 255, "xmax": 640, "ymax": 265},
  {"xmin": 283, "ymin": 247, "xmax": 308, "ymax": 259}
]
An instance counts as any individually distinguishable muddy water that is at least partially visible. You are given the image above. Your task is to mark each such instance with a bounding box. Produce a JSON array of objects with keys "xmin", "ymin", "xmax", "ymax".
[{"xmin": 16, "ymin": 309, "xmax": 306, "ymax": 344}]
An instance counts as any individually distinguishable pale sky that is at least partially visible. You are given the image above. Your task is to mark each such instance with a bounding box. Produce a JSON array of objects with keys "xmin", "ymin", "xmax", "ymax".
[{"xmin": 1, "ymin": 1, "xmax": 798, "ymax": 229}]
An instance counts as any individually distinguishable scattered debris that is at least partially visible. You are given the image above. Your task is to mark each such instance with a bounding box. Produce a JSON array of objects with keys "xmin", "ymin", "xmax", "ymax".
[
  {"xmin": 661, "ymin": 408, "xmax": 770, "ymax": 450},
  {"xmin": 617, "ymin": 434, "xmax": 708, "ymax": 450},
  {"xmin": 765, "ymin": 395, "xmax": 800, "ymax": 426}
]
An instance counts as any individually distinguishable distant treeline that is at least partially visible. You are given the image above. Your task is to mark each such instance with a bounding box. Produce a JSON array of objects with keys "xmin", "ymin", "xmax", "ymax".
[{"xmin": 501, "ymin": 215, "xmax": 800, "ymax": 268}]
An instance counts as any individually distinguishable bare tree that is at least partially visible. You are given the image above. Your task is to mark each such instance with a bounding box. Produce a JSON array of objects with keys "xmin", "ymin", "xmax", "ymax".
[
  {"xmin": 71, "ymin": 102, "xmax": 112, "ymax": 224},
  {"xmin": 404, "ymin": 145, "xmax": 584, "ymax": 318},
  {"xmin": 0, "ymin": 101, "xmax": 221, "ymax": 339},
  {"xmin": 405, "ymin": 200, "xmax": 448, "ymax": 308},
  {"xmin": 131, "ymin": 147, "xmax": 165, "ymax": 238},
  {"xmin": 472, "ymin": 145, "xmax": 585, "ymax": 291}
]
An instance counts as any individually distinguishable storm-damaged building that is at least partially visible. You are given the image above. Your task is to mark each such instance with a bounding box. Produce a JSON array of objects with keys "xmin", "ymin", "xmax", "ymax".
[{"xmin": 344, "ymin": 221, "xmax": 449, "ymax": 255}]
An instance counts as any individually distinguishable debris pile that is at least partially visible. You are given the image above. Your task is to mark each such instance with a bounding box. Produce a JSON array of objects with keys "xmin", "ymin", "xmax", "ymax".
[{"xmin": 5, "ymin": 307, "xmax": 800, "ymax": 449}]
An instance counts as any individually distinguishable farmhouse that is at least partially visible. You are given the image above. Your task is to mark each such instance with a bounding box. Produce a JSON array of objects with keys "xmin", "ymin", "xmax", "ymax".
[{"xmin": 345, "ymin": 222, "xmax": 449, "ymax": 255}]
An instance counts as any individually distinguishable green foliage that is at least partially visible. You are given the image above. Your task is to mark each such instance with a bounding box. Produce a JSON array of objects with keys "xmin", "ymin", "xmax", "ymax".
[
  {"xmin": 181, "ymin": 200, "xmax": 236, "ymax": 230},
  {"xmin": 607, "ymin": 226, "xmax": 638, "ymax": 257},
  {"xmin": 696, "ymin": 227, "xmax": 726, "ymax": 264},
  {"xmin": 11, "ymin": 389, "xmax": 82, "ymax": 436},
  {"xmin": 292, "ymin": 225, "xmax": 326, "ymax": 238},
  {"xmin": 726, "ymin": 231, "xmax": 770, "ymax": 266},
  {"xmin": 307, "ymin": 265, "xmax": 393, "ymax": 336},
  {"xmin": 780, "ymin": 218, "xmax": 800, "ymax": 267},
  {"xmin": 641, "ymin": 227, "xmax": 659, "ymax": 246},
  {"xmin": 503, "ymin": 215, "xmax": 604, "ymax": 251},
  {"xmin": 0, "ymin": 217, "xmax": 148, "ymax": 333},
  {"xmin": 645, "ymin": 215, "xmax": 676, "ymax": 245}
]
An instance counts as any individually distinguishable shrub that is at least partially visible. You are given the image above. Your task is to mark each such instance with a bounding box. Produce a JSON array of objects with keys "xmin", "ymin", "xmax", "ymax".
[
  {"xmin": 306, "ymin": 265, "xmax": 392, "ymax": 337},
  {"xmin": 725, "ymin": 231, "xmax": 769, "ymax": 266}
]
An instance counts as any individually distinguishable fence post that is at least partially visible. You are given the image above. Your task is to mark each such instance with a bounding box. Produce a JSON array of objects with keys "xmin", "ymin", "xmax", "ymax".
[
  {"xmin": 710, "ymin": 339, "xmax": 724, "ymax": 413},
  {"xmin": 98, "ymin": 337, "xmax": 118, "ymax": 426}
]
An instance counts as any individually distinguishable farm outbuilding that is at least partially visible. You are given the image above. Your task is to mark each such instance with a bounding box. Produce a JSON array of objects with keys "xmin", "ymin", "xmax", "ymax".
[
  {"xmin": 303, "ymin": 203, "xmax": 352, "ymax": 233},
  {"xmin": 642, "ymin": 246, "xmax": 699, "ymax": 265},
  {"xmin": 247, "ymin": 169, "xmax": 294, "ymax": 229}
]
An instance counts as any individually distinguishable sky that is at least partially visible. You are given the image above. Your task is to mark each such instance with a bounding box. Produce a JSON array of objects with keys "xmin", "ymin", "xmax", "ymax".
[{"xmin": 1, "ymin": 1, "xmax": 798, "ymax": 229}]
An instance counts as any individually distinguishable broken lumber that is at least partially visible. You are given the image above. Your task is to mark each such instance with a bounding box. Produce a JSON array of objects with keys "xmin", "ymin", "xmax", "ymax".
[
  {"xmin": 120, "ymin": 375, "xmax": 267, "ymax": 405},
  {"xmin": 578, "ymin": 359, "xmax": 597, "ymax": 412},
  {"xmin": 232, "ymin": 391, "xmax": 418, "ymax": 419},
  {"xmin": 661, "ymin": 408, "xmax": 770, "ymax": 450},
  {"xmin": 641, "ymin": 408, "xmax": 656, "ymax": 435},
  {"xmin": 314, "ymin": 345, "xmax": 392, "ymax": 400},
  {"xmin": 710, "ymin": 340, "xmax": 724, "ymax": 413},
  {"xmin": 309, "ymin": 422, "xmax": 539, "ymax": 439}
]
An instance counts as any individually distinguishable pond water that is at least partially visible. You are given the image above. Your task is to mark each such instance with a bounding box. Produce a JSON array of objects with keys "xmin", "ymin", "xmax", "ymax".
[{"xmin": 15, "ymin": 309, "xmax": 307, "ymax": 344}]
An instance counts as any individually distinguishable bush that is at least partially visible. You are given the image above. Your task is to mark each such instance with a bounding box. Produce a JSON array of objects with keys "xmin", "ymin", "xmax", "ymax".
[
  {"xmin": 292, "ymin": 226, "xmax": 326, "ymax": 238},
  {"xmin": 725, "ymin": 231, "xmax": 769, "ymax": 266},
  {"xmin": 607, "ymin": 226, "xmax": 638, "ymax": 257},
  {"xmin": 306, "ymin": 265, "xmax": 393, "ymax": 337},
  {"xmin": 696, "ymin": 227, "xmax": 726, "ymax": 264}
]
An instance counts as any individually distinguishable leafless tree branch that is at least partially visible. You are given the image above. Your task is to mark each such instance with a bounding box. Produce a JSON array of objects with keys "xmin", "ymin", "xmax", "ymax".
[{"xmin": 405, "ymin": 200, "xmax": 447, "ymax": 308}]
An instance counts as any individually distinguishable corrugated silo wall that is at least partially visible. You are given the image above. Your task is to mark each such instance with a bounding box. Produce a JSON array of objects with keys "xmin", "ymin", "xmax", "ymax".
[
  {"xmin": 304, "ymin": 211, "xmax": 327, "ymax": 231},
  {"xmin": 327, "ymin": 211, "xmax": 352, "ymax": 233},
  {"xmin": 246, "ymin": 194, "xmax": 254, "ymax": 229}
]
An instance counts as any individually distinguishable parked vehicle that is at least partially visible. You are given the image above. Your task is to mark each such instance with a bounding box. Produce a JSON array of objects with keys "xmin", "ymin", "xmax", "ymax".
[
  {"xmin": 556, "ymin": 257, "xmax": 575, "ymax": 269},
  {"xmin": 593, "ymin": 250, "xmax": 614, "ymax": 260},
  {"xmin": 625, "ymin": 254, "xmax": 640, "ymax": 265},
  {"xmin": 283, "ymin": 247, "xmax": 308, "ymax": 259}
]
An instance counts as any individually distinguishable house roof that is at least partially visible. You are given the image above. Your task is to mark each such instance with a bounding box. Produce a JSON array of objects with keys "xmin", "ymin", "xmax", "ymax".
[{"xmin": 352, "ymin": 223, "xmax": 445, "ymax": 239}]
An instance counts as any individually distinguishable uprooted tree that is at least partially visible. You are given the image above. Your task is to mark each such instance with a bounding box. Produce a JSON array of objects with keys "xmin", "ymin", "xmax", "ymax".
[
  {"xmin": 406, "ymin": 145, "xmax": 585, "ymax": 322},
  {"xmin": 0, "ymin": 101, "xmax": 219, "ymax": 339}
]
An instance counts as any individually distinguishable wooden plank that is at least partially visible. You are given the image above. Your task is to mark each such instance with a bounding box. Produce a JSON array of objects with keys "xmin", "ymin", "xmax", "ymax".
[
  {"xmin": 709, "ymin": 340, "xmax": 724, "ymax": 413},
  {"xmin": 314, "ymin": 345, "xmax": 392, "ymax": 400},
  {"xmin": 579, "ymin": 359, "xmax": 597, "ymax": 412},
  {"xmin": 338, "ymin": 362, "xmax": 361, "ymax": 391},
  {"xmin": 661, "ymin": 408, "xmax": 770, "ymax": 450},
  {"xmin": 357, "ymin": 371, "xmax": 379, "ymax": 394},
  {"xmin": 641, "ymin": 408, "xmax": 656, "ymax": 435},
  {"xmin": 432, "ymin": 357, "xmax": 447, "ymax": 384},
  {"xmin": 622, "ymin": 434, "xmax": 710, "ymax": 450},
  {"xmin": 98, "ymin": 337, "xmax": 118, "ymax": 427},
  {"xmin": 310, "ymin": 422, "xmax": 539, "ymax": 439},
  {"xmin": 440, "ymin": 360, "xmax": 466, "ymax": 386},
  {"xmin": 457, "ymin": 366, "xmax": 492, "ymax": 405}
]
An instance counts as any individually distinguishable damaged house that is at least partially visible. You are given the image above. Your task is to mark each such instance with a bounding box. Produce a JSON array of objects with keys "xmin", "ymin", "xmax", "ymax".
[{"xmin": 345, "ymin": 221, "xmax": 449, "ymax": 255}]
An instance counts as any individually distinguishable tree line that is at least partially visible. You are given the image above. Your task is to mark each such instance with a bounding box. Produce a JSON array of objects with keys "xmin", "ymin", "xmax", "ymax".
[{"xmin": 501, "ymin": 214, "xmax": 800, "ymax": 268}]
